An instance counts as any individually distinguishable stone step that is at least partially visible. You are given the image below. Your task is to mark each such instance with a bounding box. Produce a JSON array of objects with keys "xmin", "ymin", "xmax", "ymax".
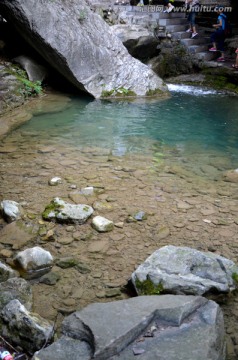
[
  {"xmin": 166, "ymin": 24, "xmax": 187, "ymax": 32},
  {"xmin": 180, "ymin": 37, "xmax": 207, "ymax": 46},
  {"xmin": 159, "ymin": 18, "xmax": 188, "ymax": 26},
  {"xmin": 172, "ymin": 31, "xmax": 192, "ymax": 39},
  {"xmin": 188, "ymin": 44, "xmax": 209, "ymax": 54},
  {"xmin": 149, "ymin": 12, "xmax": 186, "ymax": 19},
  {"xmin": 195, "ymin": 51, "xmax": 218, "ymax": 61}
]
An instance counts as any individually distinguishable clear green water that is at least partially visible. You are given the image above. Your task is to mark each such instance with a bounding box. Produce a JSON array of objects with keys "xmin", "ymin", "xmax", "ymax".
[{"xmin": 18, "ymin": 85, "xmax": 238, "ymax": 172}]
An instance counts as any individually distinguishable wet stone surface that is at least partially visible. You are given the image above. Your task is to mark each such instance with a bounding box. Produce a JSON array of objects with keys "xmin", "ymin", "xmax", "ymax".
[{"xmin": 0, "ymin": 106, "xmax": 238, "ymax": 359}]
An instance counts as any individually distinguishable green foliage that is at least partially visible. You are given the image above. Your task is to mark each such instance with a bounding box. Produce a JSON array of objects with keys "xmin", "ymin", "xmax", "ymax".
[
  {"xmin": 135, "ymin": 276, "xmax": 164, "ymax": 295},
  {"xmin": 232, "ymin": 272, "xmax": 238, "ymax": 284},
  {"xmin": 6, "ymin": 65, "xmax": 42, "ymax": 98},
  {"xmin": 101, "ymin": 86, "xmax": 137, "ymax": 98},
  {"xmin": 202, "ymin": 69, "xmax": 238, "ymax": 94},
  {"xmin": 146, "ymin": 88, "xmax": 164, "ymax": 96}
]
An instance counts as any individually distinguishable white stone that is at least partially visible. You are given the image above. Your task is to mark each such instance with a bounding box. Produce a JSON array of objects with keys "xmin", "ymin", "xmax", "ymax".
[
  {"xmin": 92, "ymin": 216, "xmax": 114, "ymax": 232},
  {"xmin": 48, "ymin": 177, "xmax": 62, "ymax": 186},
  {"xmin": 14, "ymin": 246, "xmax": 53, "ymax": 272},
  {"xmin": 80, "ymin": 187, "xmax": 94, "ymax": 196},
  {"xmin": 0, "ymin": 200, "xmax": 21, "ymax": 222}
]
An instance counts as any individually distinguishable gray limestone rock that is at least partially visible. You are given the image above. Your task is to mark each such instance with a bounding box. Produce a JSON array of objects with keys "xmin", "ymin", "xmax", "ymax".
[
  {"xmin": 0, "ymin": 277, "xmax": 32, "ymax": 312},
  {"xmin": 0, "ymin": 261, "xmax": 19, "ymax": 282},
  {"xmin": 1, "ymin": 299, "xmax": 53, "ymax": 354},
  {"xmin": 33, "ymin": 295, "xmax": 226, "ymax": 360},
  {"xmin": 13, "ymin": 55, "xmax": 48, "ymax": 82},
  {"xmin": 14, "ymin": 246, "xmax": 53, "ymax": 279},
  {"xmin": 0, "ymin": 0, "xmax": 168, "ymax": 99},
  {"xmin": 0, "ymin": 200, "xmax": 22, "ymax": 223},
  {"xmin": 92, "ymin": 215, "xmax": 114, "ymax": 232},
  {"xmin": 32, "ymin": 335, "xmax": 92, "ymax": 360},
  {"xmin": 131, "ymin": 245, "xmax": 238, "ymax": 296},
  {"xmin": 42, "ymin": 197, "xmax": 94, "ymax": 224}
]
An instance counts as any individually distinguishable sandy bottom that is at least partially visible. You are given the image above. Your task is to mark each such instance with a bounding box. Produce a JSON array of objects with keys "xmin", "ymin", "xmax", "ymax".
[{"xmin": 1, "ymin": 95, "xmax": 238, "ymax": 359}]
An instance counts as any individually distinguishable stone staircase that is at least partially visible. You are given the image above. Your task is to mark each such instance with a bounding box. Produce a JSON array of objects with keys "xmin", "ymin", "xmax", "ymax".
[{"xmin": 112, "ymin": 5, "xmax": 218, "ymax": 61}]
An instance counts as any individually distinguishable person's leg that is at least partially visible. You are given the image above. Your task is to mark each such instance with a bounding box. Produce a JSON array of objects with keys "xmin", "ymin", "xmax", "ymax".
[
  {"xmin": 232, "ymin": 50, "xmax": 238, "ymax": 68},
  {"xmin": 216, "ymin": 30, "xmax": 225, "ymax": 61},
  {"xmin": 217, "ymin": 30, "xmax": 225, "ymax": 60},
  {"xmin": 209, "ymin": 32, "xmax": 217, "ymax": 51},
  {"xmin": 190, "ymin": 12, "xmax": 198, "ymax": 37},
  {"xmin": 186, "ymin": 13, "xmax": 192, "ymax": 31}
]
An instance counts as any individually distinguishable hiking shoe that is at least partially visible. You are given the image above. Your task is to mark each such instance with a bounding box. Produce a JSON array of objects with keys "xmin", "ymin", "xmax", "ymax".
[
  {"xmin": 209, "ymin": 47, "xmax": 217, "ymax": 51},
  {"xmin": 217, "ymin": 57, "xmax": 225, "ymax": 62},
  {"xmin": 186, "ymin": 28, "xmax": 192, "ymax": 32},
  {"xmin": 191, "ymin": 32, "xmax": 198, "ymax": 38},
  {"xmin": 167, "ymin": 5, "xmax": 174, "ymax": 12}
]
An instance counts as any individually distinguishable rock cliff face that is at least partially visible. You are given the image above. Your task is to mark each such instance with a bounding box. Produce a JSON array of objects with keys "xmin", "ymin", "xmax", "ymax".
[{"xmin": 0, "ymin": 0, "xmax": 168, "ymax": 98}]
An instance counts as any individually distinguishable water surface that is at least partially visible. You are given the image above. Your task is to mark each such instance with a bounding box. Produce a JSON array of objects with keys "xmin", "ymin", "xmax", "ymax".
[{"xmin": 16, "ymin": 85, "xmax": 238, "ymax": 179}]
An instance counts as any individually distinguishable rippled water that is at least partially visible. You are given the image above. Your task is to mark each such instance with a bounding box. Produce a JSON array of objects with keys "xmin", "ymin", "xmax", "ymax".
[{"xmin": 15, "ymin": 85, "xmax": 238, "ymax": 176}]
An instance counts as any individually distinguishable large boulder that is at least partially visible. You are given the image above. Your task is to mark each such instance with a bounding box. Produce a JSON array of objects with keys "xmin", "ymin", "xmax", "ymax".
[
  {"xmin": 131, "ymin": 245, "xmax": 238, "ymax": 296},
  {"xmin": 112, "ymin": 24, "xmax": 160, "ymax": 61},
  {"xmin": 0, "ymin": 0, "xmax": 168, "ymax": 98},
  {"xmin": 33, "ymin": 295, "xmax": 226, "ymax": 360}
]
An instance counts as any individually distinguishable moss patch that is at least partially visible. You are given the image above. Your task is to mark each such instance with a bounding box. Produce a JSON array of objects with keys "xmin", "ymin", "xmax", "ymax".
[
  {"xmin": 202, "ymin": 69, "xmax": 238, "ymax": 94},
  {"xmin": 5, "ymin": 64, "xmax": 42, "ymax": 98},
  {"xmin": 42, "ymin": 200, "xmax": 64, "ymax": 220},
  {"xmin": 135, "ymin": 276, "xmax": 163, "ymax": 295},
  {"xmin": 232, "ymin": 272, "xmax": 238, "ymax": 284},
  {"xmin": 101, "ymin": 87, "xmax": 137, "ymax": 98},
  {"xmin": 146, "ymin": 88, "xmax": 164, "ymax": 97}
]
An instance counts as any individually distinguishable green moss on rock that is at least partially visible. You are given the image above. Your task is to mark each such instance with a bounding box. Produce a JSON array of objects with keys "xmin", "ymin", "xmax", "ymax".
[
  {"xmin": 146, "ymin": 88, "xmax": 164, "ymax": 96},
  {"xmin": 232, "ymin": 272, "xmax": 238, "ymax": 284},
  {"xmin": 135, "ymin": 276, "xmax": 163, "ymax": 295},
  {"xmin": 42, "ymin": 200, "xmax": 63, "ymax": 220}
]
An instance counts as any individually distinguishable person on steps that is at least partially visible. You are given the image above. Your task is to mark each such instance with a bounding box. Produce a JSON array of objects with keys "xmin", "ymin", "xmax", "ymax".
[
  {"xmin": 163, "ymin": 0, "xmax": 175, "ymax": 13},
  {"xmin": 209, "ymin": 6, "xmax": 226, "ymax": 62},
  {"xmin": 185, "ymin": 0, "xmax": 199, "ymax": 39},
  {"xmin": 232, "ymin": 48, "xmax": 238, "ymax": 69}
]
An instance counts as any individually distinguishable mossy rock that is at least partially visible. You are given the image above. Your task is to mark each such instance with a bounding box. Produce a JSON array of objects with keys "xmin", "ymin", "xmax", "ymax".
[{"xmin": 134, "ymin": 276, "xmax": 164, "ymax": 295}]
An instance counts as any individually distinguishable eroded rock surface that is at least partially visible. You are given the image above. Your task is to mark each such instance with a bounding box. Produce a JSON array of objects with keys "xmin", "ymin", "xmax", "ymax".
[
  {"xmin": 0, "ymin": 0, "xmax": 168, "ymax": 98},
  {"xmin": 132, "ymin": 245, "xmax": 238, "ymax": 296},
  {"xmin": 33, "ymin": 295, "xmax": 226, "ymax": 360}
]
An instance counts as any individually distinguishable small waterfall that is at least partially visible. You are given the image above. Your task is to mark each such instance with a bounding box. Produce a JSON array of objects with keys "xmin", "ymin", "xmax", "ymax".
[{"xmin": 167, "ymin": 84, "xmax": 219, "ymax": 96}]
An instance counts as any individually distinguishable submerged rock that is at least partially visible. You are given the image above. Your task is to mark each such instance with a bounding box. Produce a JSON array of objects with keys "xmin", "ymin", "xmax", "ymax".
[
  {"xmin": 42, "ymin": 197, "xmax": 94, "ymax": 224},
  {"xmin": 131, "ymin": 245, "xmax": 238, "ymax": 296},
  {"xmin": 92, "ymin": 216, "xmax": 114, "ymax": 232},
  {"xmin": 0, "ymin": 200, "xmax": 22, "ymax": 223},
  {"xmin": 0, "ymin": 0, "xmax": 168, "ymax": 98},
  {"xmin": 14, "ymin": 246, "xmax": 53, "ymax": 279}
]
